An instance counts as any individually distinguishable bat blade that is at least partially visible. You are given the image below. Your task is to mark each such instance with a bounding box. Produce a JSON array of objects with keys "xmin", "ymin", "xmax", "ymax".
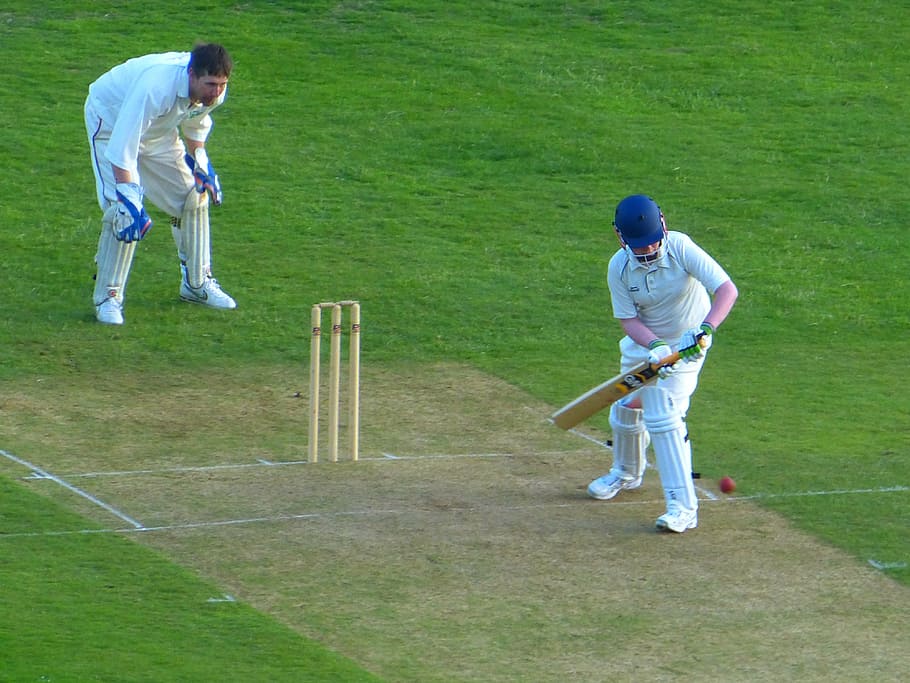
[
  {"xmin": 550, "ymin": 361, "xmax": 658, "ymax": 430},
  {"xmin": 550, "ymin": 335, "xmax": 707, "ymax": 430}
]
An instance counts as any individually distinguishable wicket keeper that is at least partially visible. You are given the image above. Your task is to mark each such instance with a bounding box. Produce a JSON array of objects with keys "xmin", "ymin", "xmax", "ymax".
[
  {"xmin": 588, "ymin": 195, "xmax": 738, "ymax": 532},
  {"xmin": 85, "ymin": 43, "xmax": 237, "ymax": 324}
]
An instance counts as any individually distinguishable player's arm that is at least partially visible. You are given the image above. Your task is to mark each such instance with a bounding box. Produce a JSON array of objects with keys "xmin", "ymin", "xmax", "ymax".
[
  {"xmin": 619, "ymin": 317, "xmax": 661, "ymax": 349},
  {"xmin": 112, "ymin": 165, "xmax": 133, "ymax": 184},
  {"xmin": 678, "ymin": 279, "xmax": 738, "ymax": 362},
  {"xmin": 184, "ymin": 138, "xmax": 204, "ymax": 156},
  {"xmin": 608, "ymin": 256, "xmax": 678, "ymax": 376},
  {"xmin": 104, "ymin": 82, "xmax": 169, "ymax": 242},
  {"xmin": 103, "ymin": 88, "xmax": 154, "ymax": 244},
  {"xmin": 620, "ymin": 317, "xmax": 678, "ymax": 380},
  {"xmin": 673, "ymin": 236, "xmax": 739, "ymax": 359},
  {"xmin": 703, "ymin": 279, "xmax": 738, "ymax": 331},
  {"xmin": 607, "ymin": 255, "xmax": 667, "ymax": 350}
]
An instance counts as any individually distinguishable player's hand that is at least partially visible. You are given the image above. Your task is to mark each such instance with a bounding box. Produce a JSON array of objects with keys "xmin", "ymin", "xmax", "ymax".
[
  {"xmin": 678, "ymin": 323, "xmax": 714, "ymax": 363},
  {"xmin": 185, "ymin": 148, "xmax": 223, "ymax": 205},
  {"xmin": 112, "ymin": 182, "xmax": 152, "ymax": 242},
  {"xmin": 648, "ymin": 340, "xmax": 677, "ymax": 379}
]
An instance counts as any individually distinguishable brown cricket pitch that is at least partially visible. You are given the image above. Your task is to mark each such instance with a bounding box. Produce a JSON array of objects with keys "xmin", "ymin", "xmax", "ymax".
[{"xmin": 2, "ymin": 361, "xmax": 908, "ymax": 682}]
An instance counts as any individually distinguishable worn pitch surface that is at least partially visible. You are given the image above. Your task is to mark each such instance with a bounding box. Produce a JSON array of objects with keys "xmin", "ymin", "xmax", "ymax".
[{"xmin": 3, "ymin": 363, "xmax": 909, "ymax": 681}]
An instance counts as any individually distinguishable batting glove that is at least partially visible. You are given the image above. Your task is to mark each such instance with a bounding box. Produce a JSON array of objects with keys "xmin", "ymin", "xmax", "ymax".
[
  {"xmin": 647, "ymin": 340, "xmax": 678, "ymax": 379},
  {"xmin": 185, "ymin": 148, "xmax": 223, "ymax": 205},
  {"xmin": 113, "ymin": 182, "xmax": 152, "ymax": 242},
  {"xmin": 678, "ymin": 323, "xmax": 714, "ymax": 363}
]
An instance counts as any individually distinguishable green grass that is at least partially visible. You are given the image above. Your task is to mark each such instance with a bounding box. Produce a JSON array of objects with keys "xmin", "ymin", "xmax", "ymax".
[
  {"xmin": 0, "ymin": 477, "xmax": 382, "ymax": 681},
  {"xmin": 1, "ymin": 0, "xmax": 908, "ymax": 679}
]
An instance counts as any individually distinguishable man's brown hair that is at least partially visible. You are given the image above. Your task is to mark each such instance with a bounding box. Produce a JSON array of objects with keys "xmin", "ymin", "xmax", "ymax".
[{"xmin": 189, "ymin": 43, "xmax": 233, "ymax": 78}]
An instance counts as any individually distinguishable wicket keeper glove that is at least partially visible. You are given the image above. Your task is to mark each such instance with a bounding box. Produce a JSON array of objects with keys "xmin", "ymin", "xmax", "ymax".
[
  {"xmin": 185, "ymin": 148, "xmax": 223, "ymax": 205},
  {"xmin": 678, "ymin": 323, "xmax": 714, "ymax": 363},
  {"xmin": 647, "ymin": 340, "xmax": 678, "ymax": 379},
  {"xmin": 113, "ymin": 182, "xmax": 152, "ymax": 242}
]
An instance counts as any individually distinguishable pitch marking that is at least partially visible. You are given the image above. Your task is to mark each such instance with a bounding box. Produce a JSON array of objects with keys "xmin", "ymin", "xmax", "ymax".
[
  {"xmin": 868, "ymin": 560, "xmax": 907, "ymax": 571},
  {"xmin": 207, "ymin": 594, "xmax": 237, "ymax": 603},
  {"xmin": 0, "ymin": 485, "xmax": 906, "ymax": 540},
  {"xmin": 1, "ymin": 449, "xmax": 145, "ymax": 529}
]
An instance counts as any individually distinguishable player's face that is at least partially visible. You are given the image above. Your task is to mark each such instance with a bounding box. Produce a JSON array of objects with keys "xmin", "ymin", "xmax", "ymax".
[
  {"xmin": 629, "ymin": 239, "xmax": 664, "ymax": 265},
  {"xmin": 631, "ymin": 241, "xmax": 661, "ymax": 257},
  {"xmin": 189, "ymin": 70, "xmax": 229, "ymax": 106}
]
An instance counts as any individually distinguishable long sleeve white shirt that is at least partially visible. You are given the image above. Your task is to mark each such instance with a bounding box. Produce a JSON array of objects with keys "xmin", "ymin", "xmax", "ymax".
[{"xmin": 87, "ymin": 52, "xmax": 226, "ymax": 174}]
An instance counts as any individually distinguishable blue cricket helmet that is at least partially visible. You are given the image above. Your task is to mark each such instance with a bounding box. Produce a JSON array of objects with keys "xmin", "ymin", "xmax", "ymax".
[{"xmin": 613, "ymin": 194, "xmax": 665, "ymax": 248}]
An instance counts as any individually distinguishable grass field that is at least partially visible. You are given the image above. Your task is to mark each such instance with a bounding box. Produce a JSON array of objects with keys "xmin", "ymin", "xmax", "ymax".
[{"xmin": 1, "ymin": 1, "xmax": 908, "ymax": 681}]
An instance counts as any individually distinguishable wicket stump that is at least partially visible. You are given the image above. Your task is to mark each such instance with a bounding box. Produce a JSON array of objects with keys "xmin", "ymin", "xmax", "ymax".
[{"xmin": 308, "ymin": 301, "xmax": 361, "ymax": 463}]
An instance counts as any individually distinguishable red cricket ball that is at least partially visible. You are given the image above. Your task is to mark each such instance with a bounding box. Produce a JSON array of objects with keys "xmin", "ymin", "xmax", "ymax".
[{"xmin": 719, "ymin": 476, "xmax": 736, "ymax": 494}]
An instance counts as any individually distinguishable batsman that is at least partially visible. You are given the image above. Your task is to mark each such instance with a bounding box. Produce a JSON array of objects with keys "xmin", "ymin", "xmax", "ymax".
[
  {"xmin": 85, "ymin": 43, "xmax": 237, "ymax": 325},
  {"xmin": 588, "ymin": 194, "xmax": 738, "ymax": 533}
]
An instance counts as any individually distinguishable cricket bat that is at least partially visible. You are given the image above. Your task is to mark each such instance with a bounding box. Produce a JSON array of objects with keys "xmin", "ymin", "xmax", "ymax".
[{"xmin": 551, "ymin": 336, "xmax": 707, "ymax": 430}]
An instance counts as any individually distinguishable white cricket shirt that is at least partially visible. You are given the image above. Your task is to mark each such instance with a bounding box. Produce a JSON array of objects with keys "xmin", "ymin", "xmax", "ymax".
[
  {"xmin": 607, "ymin": 230, "xmax": 731, "ymax": 341},
  {"xmin": 86, "ymin": 52, "xmax": 226, "ymax": 174}
]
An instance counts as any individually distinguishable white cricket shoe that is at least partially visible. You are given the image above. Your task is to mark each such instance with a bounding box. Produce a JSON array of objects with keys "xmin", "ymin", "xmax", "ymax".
[
  {"xmin": 179, "ymin": 266, "xmax": 237, "ymax": 309},
  {"xmin": 655, "ymin": 504, "xmax": 698, "ymax": 533},
  {"xmin": 587, "ymin": 472, "xmax": 642, "ymax": 500},
  {"xmin": 95, "ymin": 297, "xmax": 124, "ymax": 325}
]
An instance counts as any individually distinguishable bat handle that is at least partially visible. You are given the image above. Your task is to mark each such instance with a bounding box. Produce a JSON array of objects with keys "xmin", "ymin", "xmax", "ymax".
[{"xmin": 653, "ymin": 332, "xmax": 708, "ymax": 369}]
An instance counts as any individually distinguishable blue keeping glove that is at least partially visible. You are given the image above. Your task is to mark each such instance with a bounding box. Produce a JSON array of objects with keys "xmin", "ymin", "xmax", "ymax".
[
  {"xmin": 678, "ymin": 323, "xmax": 714, "ymax": 362},
  {"xmin": 185, "ymin": 148, "xmax": 223, "ymax": 205},
  {"xmin": 647, "ymin": 340, "xmax": 677, "ymax": 379},
  {"xmin": 113, "ymin": 182, "xmax": 152, "ymax": 242}
]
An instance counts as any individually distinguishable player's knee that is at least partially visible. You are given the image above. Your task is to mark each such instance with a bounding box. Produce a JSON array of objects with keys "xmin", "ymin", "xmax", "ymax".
[
  {"xmin": 609, "ymin": 402, "xmax": 645, "ymax": 435},
  {"xmin": 621, "ymin": 396, "xmax": 643, "ymax": 410},
  {"xmin": 641, "ymin": 386, "xmax": 685, "ymax": 433}
]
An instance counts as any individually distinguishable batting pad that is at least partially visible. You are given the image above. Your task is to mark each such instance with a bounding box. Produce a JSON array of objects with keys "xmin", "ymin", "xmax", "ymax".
[
  {"xmin": 642, "ymin": 386, "xmax": 698, "ymax": 512},
  {"xmin": 608, "ymin": 403, "xmax": 649, "ymax": 479},
  {"xmin": 180, "ymin": 189, "xmax": 211, "ymax": 288},
  {"xmin": 650, "ymin": 429, "xmax": 697, "ymax": 512},
  {"xmin": 94, "ymin": 212, "xmax": 137, "ymax": 305}
]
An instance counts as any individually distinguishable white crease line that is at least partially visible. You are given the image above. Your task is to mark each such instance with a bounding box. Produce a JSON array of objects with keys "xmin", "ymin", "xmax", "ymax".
[
  {"xmin": 0, "ymin": 485, "xmax": 906, "ymax": 540},
  {"xmin": 868, "ymin": 560, "xmax": 907, "ymax": 571},
  {"xmin": 732, "ymin": 485, "xmax": 909, "ymax": 500},
  {"xmin": 697, "ymin": 484, "xmax": 719, "ymax": 501},
  {"xmin": 5, "ymin": 444, "xmax": 906, "ymax": 541},
  {"xmin": 65, "ymin": 461, "xmax": 298, "ymax": 478},
  {"xmin": 0, "ymin": 508, "xmax": 407, "ymax": 538},
  {"xmin": 566, "ymin": 428, "xmax": 611, "ymax": 448},
  {"xmin": 207, "ymin": 594, "xmax": 237, "ymax": 603},
  {"xmin": 1, "ymin": 449, "xmax": 145, "ymax": 529},
  {"xmin": 51, "ymin": 450, "xmax": 598, "ymax": 479}
]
